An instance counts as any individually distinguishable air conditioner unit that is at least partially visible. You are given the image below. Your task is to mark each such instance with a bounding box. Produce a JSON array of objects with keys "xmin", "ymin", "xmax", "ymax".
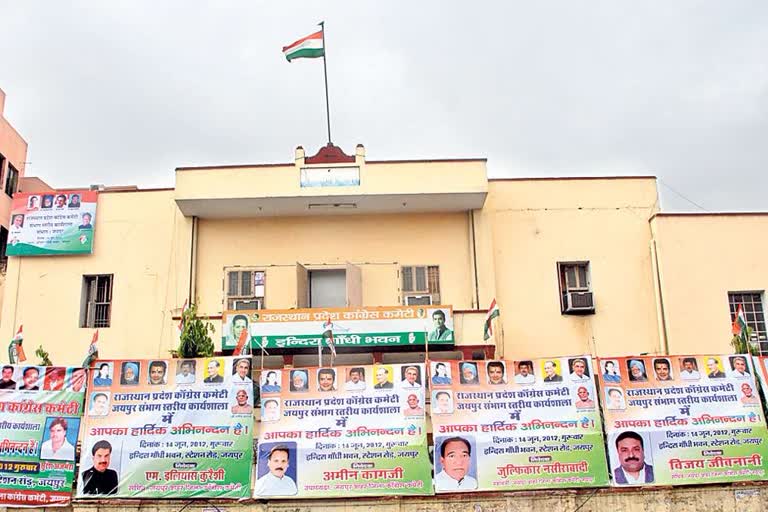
[
  {"xmin": 232, "ymin": 298, "xmax": 263, "ymax": 311},
  {"xmin": 564, "ymin": 291, "xmax": 595, "ymax": 314},
  {"xmin": 405, "ymin": 294, "xmax": 433, "ymax": 306}
]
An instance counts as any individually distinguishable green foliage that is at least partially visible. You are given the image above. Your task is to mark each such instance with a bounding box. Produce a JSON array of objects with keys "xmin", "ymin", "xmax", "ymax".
[
  {"xmin": 176, "ymin": 302, "xmax": 215, "ymax": 358},
  {"xmin": 35, "ymin": 345, "xmax": 52, "ymax": 366},
  {"xmin": 731, "ymin": 326, "xmax": 758, "ymax": 355}
]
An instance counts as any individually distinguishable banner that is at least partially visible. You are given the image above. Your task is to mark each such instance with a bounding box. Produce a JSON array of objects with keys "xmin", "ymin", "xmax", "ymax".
[
  {"xmin": 255, "ymin": 364, "xmax": 432, "ymax": 498},
  {"xmin": 429, "ymin": 356, "xmax": 608, "ymax": 492},
  {"xmin": 0, "ymin": 365, "xmax": 86, "ymax": 506},
  {"xmin": 76, "ymin": 358, "xmax": 253, "ymax": 498},
  {"xmin": 598, "ymin": 354, "xmax": 768, "ymax": 486},
  {"xmin": 222, "ymin": 306, "xmax": 454, "ymax": 351},
  {"xmin": 6, "ymin": 190, "xmax": 98, "ymax": 256}
]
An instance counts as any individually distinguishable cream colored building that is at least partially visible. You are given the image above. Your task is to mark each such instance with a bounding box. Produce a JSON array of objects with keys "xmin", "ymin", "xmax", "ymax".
[{"xmin": 0, "ymin": 144, "xmax": 765, "ymax": 366}]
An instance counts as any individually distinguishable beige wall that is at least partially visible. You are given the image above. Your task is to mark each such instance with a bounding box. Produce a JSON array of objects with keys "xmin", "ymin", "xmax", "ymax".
[
  {"xmin": 651, "ymin": 213, "xmax": 768, "ymax": 354},
  {"xmin": 0, "ymin": 190, "xmax": 192, "ymax": 365},
  {"xmin": 195, "ymin": 212, "xmax": 475, "ymax": 342},
  {"xmin": 0, "ymin": 88, "xmax": 29, "ymax": 230},
  {"xmin": 484, "ymin": 178, "xmax": 661, "ymax": 359}
]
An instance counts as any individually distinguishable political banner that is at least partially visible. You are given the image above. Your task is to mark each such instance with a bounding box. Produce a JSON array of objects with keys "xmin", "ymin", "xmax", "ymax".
[
  {"xmin": 76, "ymin": 357, "xmax": 253, "ymax": 498},
  {"xmin": 6, "ymin": 190, "xmax": 97, "ymax": 256},
  {"xmin": 429, "ymin": 357, "xmax": 608, "ymax": 492},
  {"xmin": 0, "ymin": 365, "xmax": 87, "ymax": 506},
  {"xmin": 255, "ymin": 364, "xmax": 432, "ymax": 498},
  {"xmin": 598, "ymin": 354, "xmax": 768, "ymax": 486},
  {"xmin": 222, "ymin": 306, "xmax": 454, "ymax": 351}
]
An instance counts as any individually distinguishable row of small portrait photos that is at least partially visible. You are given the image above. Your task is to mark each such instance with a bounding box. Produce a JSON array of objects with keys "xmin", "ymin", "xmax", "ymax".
[
  {"xmin": 602, "ymin": 355, "xmax": 753, "ymax": 384},
  {"xmin": 261, "ymin": 364, "xmax": 426, "ymax": 393},
  {"xmin": 0, "ymin": 365, "xmax": 87, "ymax": 392},
  {"xmin": 25, "ymin": 193, "xmax": 83, "ymax": 210},
  {"xmin": 89, "ymin": 358, "xmax": 254, "ymax": 387},
  {"xmin": 428, "ymin": 358, "xmax": 594, "ymax": 386}
]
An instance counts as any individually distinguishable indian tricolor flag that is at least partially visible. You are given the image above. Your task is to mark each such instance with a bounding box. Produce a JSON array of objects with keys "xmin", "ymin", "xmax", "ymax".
[
  {"xmin": 8, "ymin": 325, "xmax": 26, "ymax": 364},
  {"xmin": 732, "ymin": 304, "xmax": 749, "ymax": 340},
  {"xmin": 484, "ymin": 299, "xmax": 501, "ymax": 341},
  {"xmin": 283, "ymin": 30, "xmax": 324, "ymax": 62}
]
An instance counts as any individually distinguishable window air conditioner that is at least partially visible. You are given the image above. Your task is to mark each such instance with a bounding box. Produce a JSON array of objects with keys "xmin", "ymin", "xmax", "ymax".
[
  {"xmin": 405, "ymin": 294, "xmax": 433, "ymax": 306},
  {"xmin": 564, "ymin": 291, "xmax": 595, "ymax": 313},
  {"xmin": 233, "ymin": 298, "xmax": 262, "ymax": 311}
]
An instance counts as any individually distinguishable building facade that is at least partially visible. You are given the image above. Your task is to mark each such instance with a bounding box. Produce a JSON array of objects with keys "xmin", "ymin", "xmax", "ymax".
[
  {"xmin": 0, "ymin": 144, "xmax": 765, "ymax": 367},
  {"xmin": 0, "ymin": 88, "xmax": 29, "ymax": 264}
]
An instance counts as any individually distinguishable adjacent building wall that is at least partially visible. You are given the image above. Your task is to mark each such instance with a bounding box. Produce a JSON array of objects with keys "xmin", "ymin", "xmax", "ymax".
[
  {"xmin": 651, "ymin": 213, "xmax": 768, "ymax": 354},
  {"xmin": 0, "ymin": 88, "xmax": 29, "ymax": 230},
  {"xmin": 0, "ymin": 190, "xmax": 192, "ymax": 365},
  {"xmin": 484, "ymin": 177, "xmax": 661, "ymax": 359}
]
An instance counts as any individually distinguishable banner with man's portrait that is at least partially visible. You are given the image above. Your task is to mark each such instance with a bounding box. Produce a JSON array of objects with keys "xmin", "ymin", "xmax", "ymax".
[
  {"xmin": 255, "ymin": 364, "xmax": 432, "ymax": 498},
  {"xmin": 6, "ymin": 190, "xmax": 98, "ymax": 256},
  {"xmin": 0, "ymin": 365, "xmax": 86, "ymax": 506},
  {"xmin": 429, "ymin": 356, "xmax": 608, "ymax": 492},
  {"xmin": 221, "ymin": 306, "xmax": 454, "ymax": 351},
  {"xmin": 76, "ymin": 357, "xmax": 253, "ymax": 498},
  {"xmin": 598, "ymin": 354, "xmax": 768, "ymax": 487}
]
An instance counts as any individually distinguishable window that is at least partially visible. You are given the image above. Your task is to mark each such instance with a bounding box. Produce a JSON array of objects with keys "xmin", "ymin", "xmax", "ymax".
[
  {"xmin": 0, "ymin": 226, "xmax": 8, "ymax": 271},
  {"xmin": 728, "ymin": 292, "xmax": 767, "ymax": 351},
  {"xmin": 81, "ymin": 275, "xmax": 113, "ymax": 328},
  {"xmin": 225, "ymin": 269, "xmax": 265, "ymax": 310},
  {"xmin": 4, "ymin": 164, "xmax": 18, "ymax": 197},
  {"xmin": 557, "ymin": 261, "xmax": 595, "ymax": 314},
  {"xmin": 401, "ymin": 265, "xmax": 440, "ymax": 305},
  {"xmin": 0, "ymin": 152, "xmax": 6, "ymax": 186}
]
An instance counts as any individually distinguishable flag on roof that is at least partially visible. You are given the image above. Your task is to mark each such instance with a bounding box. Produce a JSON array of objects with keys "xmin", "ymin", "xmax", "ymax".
[
  {"xmin": 483, "ymin": 299, "xmax": 500, "ymax": 341},
  {"xmin": 82, "ymin": 330, "xmax": 99, "ymax": 368},
  {"xmin": 283, "ymin": 29, "xmax": 324, "ymax": 62},
  {"xmin": 8, "ymin": 325, "xmax": 26, "ymax": 364}
]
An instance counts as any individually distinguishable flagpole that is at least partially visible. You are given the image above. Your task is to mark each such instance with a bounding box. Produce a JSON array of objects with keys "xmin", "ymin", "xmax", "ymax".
[{"xmin": 319, "ymin": 21, "xmax": 332, "ymax": 144}]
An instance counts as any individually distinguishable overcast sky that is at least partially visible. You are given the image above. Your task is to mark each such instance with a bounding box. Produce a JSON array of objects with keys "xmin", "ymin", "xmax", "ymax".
[{"xmin": 1, "ymin": 1, "xmax": 766, "ymax": 211}]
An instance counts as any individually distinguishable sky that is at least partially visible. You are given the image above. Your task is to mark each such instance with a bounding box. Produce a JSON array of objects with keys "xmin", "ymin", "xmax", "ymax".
[{"xmin": 1, "ymin": 1, "xmax": 766, "ymax": 211}]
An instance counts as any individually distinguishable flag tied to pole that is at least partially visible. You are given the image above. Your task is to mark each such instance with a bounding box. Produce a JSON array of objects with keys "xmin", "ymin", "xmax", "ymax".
[
  {"xmin": 8, "ymin": 325, "xmax": 26, "ymax": 364},
  {"xmin": 233, "ymin": 325, "xmax": 250, "ymax": 356},
  {"xmin": 732, "ymin": 304, "xmax": 749, "ymax": 342},
  {"xmin": 322, "ymin": 317, "xmax": 337, "ymax": 358},
  {"xmin": 82, "ymin": 330, "xmax": 99, "ymax": 368},
  {"xmin": 282, "ymin": 29, "xmax": 324, "ymax": 62},
  {"xmin": 484, "ymin": 299, "xmax": 501, "ymax": 341}
]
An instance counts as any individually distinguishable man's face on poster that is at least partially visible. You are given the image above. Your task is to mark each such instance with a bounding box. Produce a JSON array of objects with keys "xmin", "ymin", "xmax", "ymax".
[
  {"xmin": 349, "ymin": 370, "xmax": 361, "ymax": 383},
  {"xmin": 124, "ymin": 366, "xmax": 136, "ymax": 382},
  {"xmin": 149, "ymin": 364, "xmax": 165, "ymax": 384},
  {"xmin": 572, "ymin": 360, "xmax": 586, "ymax": 377},
  {"xmin": 617, "ymin": 436, "xmax": 645, "ymax": 473},
  {"xmin": 577, "ymin": 387, "xmax": 589, "ymax": 401},
  {"xmin": 707, "ymin": 359, "xmax": 719, "ymax": 373},
  {"xmin": 268, "ymin": 449, "xmax": 289, "ymax": 478},
  {"xmin": 462, "ymin": 365, "xmax": 475, "ymax": 382},
  {"xmin": 55, "ymin": 195, "xmax": 66, "ymax": 207},
  {"xmin": 292, "ymin": 373, "xmax": 306, "ymax": 389},
  {"xmin": 544, "ymin": 362, "xmax": 555, "ymax": 378},
  {"xmin": 488, "ymin": 364, "xmax": 504, "ymax": 384},
  {"xmin": 23, "ymin": 368, "xmax": 39, "ymax": 388},
  {"xmin": 734, "ymin": 358, "xmax": 747, "ymax": 373},
  {"xmin": 683, "ymin": 360, "xmax": 695, "ymax": 372},
  {"xmin": 93, "ymin": 448, "xmax": 111, "ymax": 472},
  {"xmin": 92, "ymin": 395, "xmax": 108, "ymax": 415},
  {"xmin": 405, "ymin": 367, "xmax": 418, "ymax": 384},
  {"xmin": 235, "ymin": 389, "xmax": 248, "ymax": 406},
  {"xmin": 12, "ymin": 215, "xmax": 22, "ymax": 227},
  {"xmin": 376, "ymin": 368, "xmax": 388, "ymax": 385},
  {"xmin": 433, "ymin": 312, "xmax": 445, "ymax": 329},
  {"xmin": 654, "ymin": 361, "xmax": 670, "ymax": 380},
  {"xmin": 518, "ymin": 363, "xmax": 530, "ymax": 377},
  {"xmin": 236, "ymin": 360, "xmax": 250, "ymax": 378},
  {"xmin": 50, "ymin": 423, "xmax": 66, "ymax": 446},
  {"xmin": 441, "ymin": 440, "xmax": 470, "ymax": 481},
  {"xmin": 2, "ymin": 367, "xmax": 13, "ymax": 381},
  {"xmin": 630, "ymin": 364, "xmax": 643, "ymax": 379},
  {"xmin": 407, "ymin": 394, "xmax": 420, "ymax": 410},
  {"xmin": 318, "ymin": 372, "xmax": 334, "ymax": 391},
  {"xmin": 742, "ymin": 383, "xmax": 754, "ymax": 397},
  {"xmin": 264, "ymin": 400, "xmax": 279, "ymax": 420},
  {"xmin": 181, "ymin": 363, "xmax": 192, "ymax": 376},
  {"xmin": 207, "ymin": 361, "xmax": 218, "ymax": 378}
]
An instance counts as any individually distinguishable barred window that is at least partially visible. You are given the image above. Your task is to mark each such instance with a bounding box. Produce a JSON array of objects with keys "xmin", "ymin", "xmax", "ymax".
[
  {"xmin": 401, "ymin": 265, "xmax": 440, "ymax": 305},
  {"xmin": 225, "ymin": 269, "xmax": 265, "ymax": 310},
  {"xmin": 81, "ymin": 275, "xmax": 113, "ymax": 328},
  {"xmin": 728, "ymin": 292, "xmax": 767, "ymax": 352}
]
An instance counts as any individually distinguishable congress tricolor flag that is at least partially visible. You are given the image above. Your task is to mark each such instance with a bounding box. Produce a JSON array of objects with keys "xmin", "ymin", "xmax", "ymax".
[{"xmin": 282, "ymin": 30, "xmax": 324, "ymax": 62}]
